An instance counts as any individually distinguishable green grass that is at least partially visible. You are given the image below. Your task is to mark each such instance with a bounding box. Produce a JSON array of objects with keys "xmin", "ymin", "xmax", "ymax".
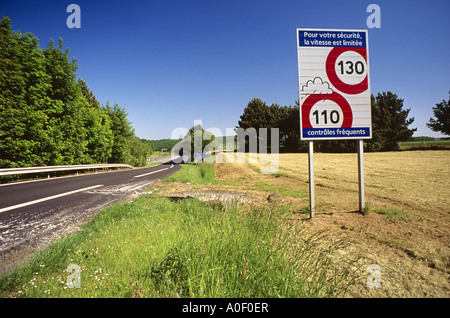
[
  {"xmin": 373, "ymin": 207, "xmax": 412, "ymax": 222},
  {"xmin": 0, "ymin": 197, "xmax": 358, "ymax": 298},
  {"xmin": 0, "ymin": 161, "xmax": 359, "ymax": 298},
  {"xmin": 364, "ymin": 202, "xmax": 411, "ymax": 222},
  {"xmin": 163, "ymin": 162, "xmax": 218, "ymax": 185}
]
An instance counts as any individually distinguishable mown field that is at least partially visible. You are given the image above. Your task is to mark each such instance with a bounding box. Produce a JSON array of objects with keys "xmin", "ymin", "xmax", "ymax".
[
  {"xmin": 167, "ymin": 150, "xmax": 450, "ymax": 297},
  {"xmin": 1, "ymin": 150, "xmax": 448, "ymax": 298}
]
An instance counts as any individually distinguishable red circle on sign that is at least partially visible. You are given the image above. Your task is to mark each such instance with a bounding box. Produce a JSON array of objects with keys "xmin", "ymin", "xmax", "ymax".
[
  {"xmin": 326, "ymin": 47, "xmax": 368, "ymax": 95},
  {"xmin": 302, "ymin": 92, "xmax": 353, "ymax": 129}
]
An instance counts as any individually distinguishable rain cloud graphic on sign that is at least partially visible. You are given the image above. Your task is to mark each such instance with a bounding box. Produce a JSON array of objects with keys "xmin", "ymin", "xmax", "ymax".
[{"xmin": 300, "ymin": 77, "xmax": 333, "ymax": 101}]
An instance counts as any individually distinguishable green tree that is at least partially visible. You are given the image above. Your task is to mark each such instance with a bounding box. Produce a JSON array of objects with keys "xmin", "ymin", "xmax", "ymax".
[
  {"xmin": 128, "ymin": 136, "xmax": 153, "ymax": 167},
  {"xmin": 43, "ymin": 38, "xmax": 78, "ymax": 104},
  {"xmin": 78, "ymin": 78, "xmax": 100, "ymax": 109},
  {"xmin": 172, "ymin": 124, "xmax": 216, "ymax": 162},
  {"xmin": 42, "ymin": 37, "xmax": 88, "ymax": 164},
  {"xmin": 0, "ymin": 16, "xmax": 148, "ymax": 169},
  {"xmin": 103, "ymin": 102, "xmax": 134, "ymax": 163},
  {"xmin": 237, "ymin": 98, "xmax": 282, "ymax": 151},
  {"xmin": 77, "ymin": 79, "xmax": 113, "ymax": 163},
  {"xmin": 0, "ymin": 17, "xmax": 54, "ymax": 167},
  {"xmin": 367, "ymin": 92, "xmax": 417, "ymax": 151},
  {"xmin": 237, "ymin": 98, "xmax": 283, "ymax": 131},
  {"xmin": 190, "ymin": 124, "xmax": 216, "ymax": 161},
  {"xmin": 427, "ymin": 92, "xmax": 450, "ymax": 136},
  {"xmin": 82, "ymin": 103, "xmax": 114, "ymax": 163},
  {"xmin": 278, "ymin": 103, "xmax": 304, "ymax": 152},
  {"xmin": 142, "ymin": 138, "xmax": 181, "ymax": 152}
]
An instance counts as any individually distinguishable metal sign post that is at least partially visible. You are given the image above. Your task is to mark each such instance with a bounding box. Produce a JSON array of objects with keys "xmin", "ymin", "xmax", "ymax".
[
  {"xmin": 308, "ymin": 141, "xmax": 315, "ymax": 218},
  {"xmin": 357, "ymin": 139, "xmax": 365, "ymax": 213}
]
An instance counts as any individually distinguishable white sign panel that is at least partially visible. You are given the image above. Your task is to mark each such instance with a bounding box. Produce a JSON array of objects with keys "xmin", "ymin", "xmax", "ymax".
[{"xmin": 297, "ymin": 28, "xmax": 372, "ymax": 140}]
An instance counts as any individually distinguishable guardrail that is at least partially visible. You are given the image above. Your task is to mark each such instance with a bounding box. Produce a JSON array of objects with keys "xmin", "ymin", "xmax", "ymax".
[{"xmin": 0, "ymin": 164, "xmax": 134, "ymax": 177}]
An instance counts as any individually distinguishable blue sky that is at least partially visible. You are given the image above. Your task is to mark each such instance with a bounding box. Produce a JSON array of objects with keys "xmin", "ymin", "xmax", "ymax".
[{"xmin": 2, "ymin": 0, "xmax": 449, "ymax": 139}]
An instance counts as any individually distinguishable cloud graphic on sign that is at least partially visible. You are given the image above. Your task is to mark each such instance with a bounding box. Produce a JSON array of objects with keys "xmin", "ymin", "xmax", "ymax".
[{"xmin": 301, "ymin": 77, "xmax": 333, "ymax": 96}]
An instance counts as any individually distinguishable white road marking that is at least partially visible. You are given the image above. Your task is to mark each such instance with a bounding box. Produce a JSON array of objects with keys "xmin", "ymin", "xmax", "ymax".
[
  {"xmin": 0, "ymin": 168, "xmax": 117, "ymax": 187},
  {"xmin": 133, "ymin": 166, "xmax": 172, "ymax": 178},
  {"xmin": 0, "ymin": 184, "xmax": 103, "ymax": 214}
]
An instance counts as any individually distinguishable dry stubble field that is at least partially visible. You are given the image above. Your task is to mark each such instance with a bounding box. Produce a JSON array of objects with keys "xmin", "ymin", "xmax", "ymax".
[{"xmin": 163, "ymin": 150, "xmax": 449, "ymax": 297}]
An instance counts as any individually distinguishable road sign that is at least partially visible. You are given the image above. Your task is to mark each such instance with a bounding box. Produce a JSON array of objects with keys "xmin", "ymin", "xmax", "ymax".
[
  {"xmin": 194, "ymin": 153, "xmax": 206, "ymax": 158},
  {"xmin": 297, "ymin": 28, "xmax": 372, "ymax": 140}
]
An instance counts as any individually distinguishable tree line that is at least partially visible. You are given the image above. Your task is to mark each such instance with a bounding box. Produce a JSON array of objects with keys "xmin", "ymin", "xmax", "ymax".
[
  {"xmin": 237, "ymin": 92, "xmax": 419, "ymax": 153},
  {"xmin": 142, "ymin": 138, "xmax": 182, "ymax": 152},
  {"xmin": 0, "ymin": 17, "xmax": 152, "ymax": 168}
]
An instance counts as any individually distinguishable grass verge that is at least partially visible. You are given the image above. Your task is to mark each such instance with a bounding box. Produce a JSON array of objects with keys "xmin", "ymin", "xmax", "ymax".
[
  {"xmin": 163, "ymin": 162, "xmax": 217, "ymax": 185},
  {"xmin": 0, "ymin": 196, "xmax": 359, "ymax": 297}
]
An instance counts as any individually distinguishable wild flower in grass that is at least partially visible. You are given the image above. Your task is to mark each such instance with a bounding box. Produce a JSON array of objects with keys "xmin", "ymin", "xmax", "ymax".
[{"xmin": 90, "ymin": 247, "xmax": 100, "ymax": 255}]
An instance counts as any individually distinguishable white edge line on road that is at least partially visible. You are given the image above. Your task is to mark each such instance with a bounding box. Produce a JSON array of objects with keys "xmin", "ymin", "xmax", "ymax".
[
  {"xmin": 134, "ymin": 166, "xmax": 172, "ymax": 178},
  {"xmin": 0, "ymin": 184, "xmax": 103, "ymax": 214}
]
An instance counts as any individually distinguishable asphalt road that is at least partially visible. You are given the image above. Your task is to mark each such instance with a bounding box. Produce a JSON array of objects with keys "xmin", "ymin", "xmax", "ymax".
[{"xmin": 0, "ymin": 162, "xmax": 181, "ymax": 273}]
